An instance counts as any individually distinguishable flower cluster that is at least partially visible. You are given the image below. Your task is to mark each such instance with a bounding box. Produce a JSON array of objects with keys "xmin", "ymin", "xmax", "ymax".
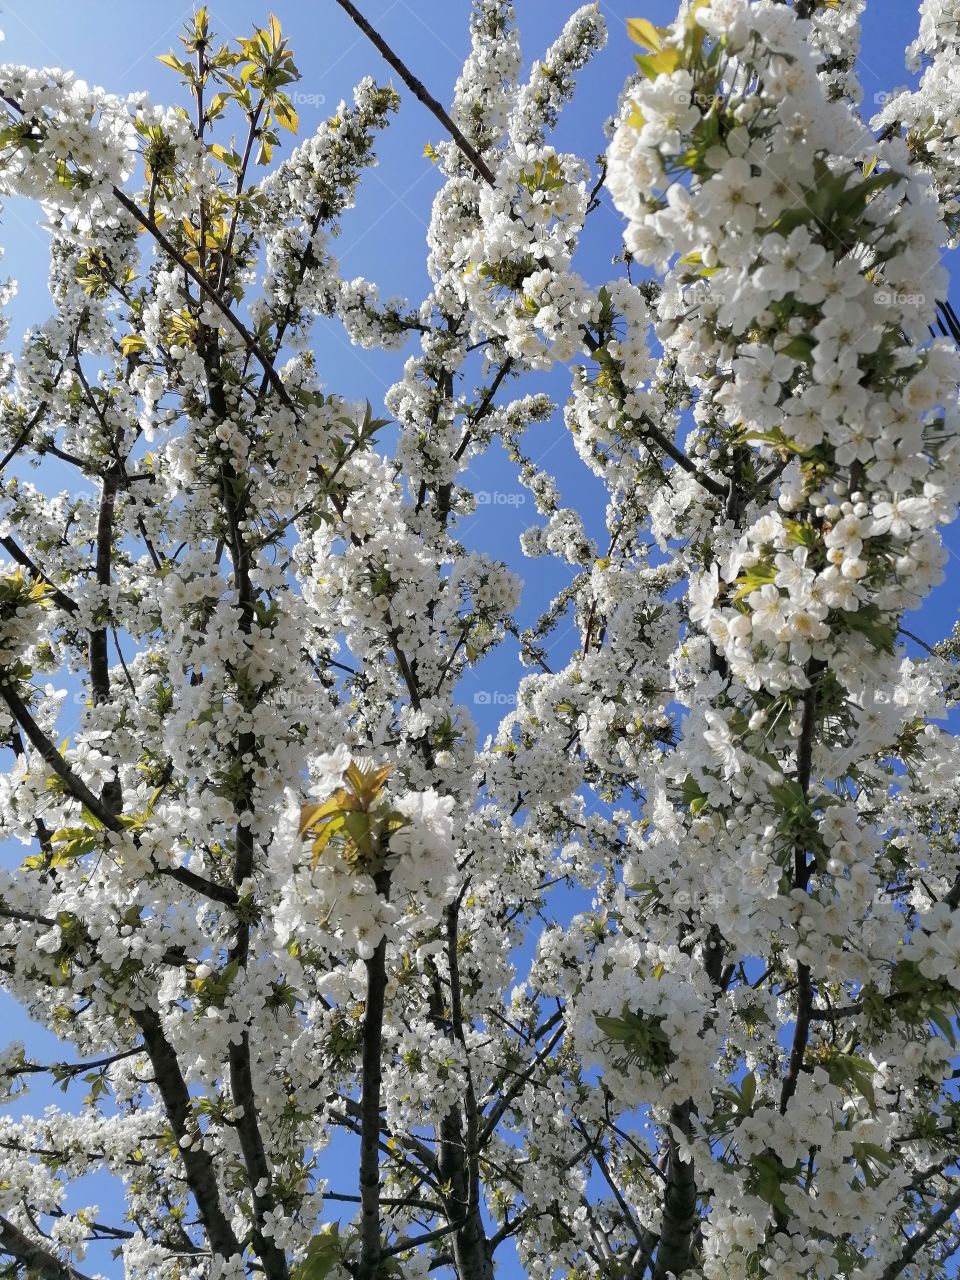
[
  {"xmin": 274, "ymin": 754, "xmax": 457, "ymax": 960},
  {"xmin": 873, "ymin": 0, "xmax": 960, "ymax": 245},
  {"xmin": 0, "ymin": 3, "xmax": 957, "ymax": 1280}
]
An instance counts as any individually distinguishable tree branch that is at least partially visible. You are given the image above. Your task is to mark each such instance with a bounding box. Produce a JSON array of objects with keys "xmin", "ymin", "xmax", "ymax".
[
  {"xmin": 331, "ymin": 0, "xmax": 496, "ymax": 185},
  {"xmin": 0, "ymin": 679, "xmax": 118, "ymax": 826},
  {"xmin": 650, "ymin": 1101, "xmax": 698, "ymax": 1280},
  {"xmin": 109, "ymin": 188, "xmax": 300, "ymax": 417},
  {"xmin": 134, "ymin": 1006, "xmax": 241, "ymax": 1259},
  {"xmin": 879, "ymin": 1184, "xmax": 960, "ymax": 1280},
  {"xmin": 779, "ymin": 672, "xmax": 820, "ymax": 1115},
  {"xmin": 0, "ymin": 678, "xmax": 238, "ymax": 908},
  {"xmin": 441, "ymin": 898, "xmax": 493, "ymax": 1280},
  {"xmin": 0, "ymin": 401, "xmax": 49, "ymax": 475},
  {"xmin": 0, "ymin": 537, "xmax": 79, "ymax": 615},
  {"xmin": 578, "ymin": 328, "xmax": 727, "ymax": 498},
  {"xmin": 0, "ymin": 1214, "xmax": 95, "ymax": 1280},
  {"xmin": 358, "ymin": 878, "xmax": 390, "ymax": 1280}
]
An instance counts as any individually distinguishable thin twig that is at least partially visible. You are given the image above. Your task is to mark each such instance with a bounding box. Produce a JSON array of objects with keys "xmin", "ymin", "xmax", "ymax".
[{"xmin": 332, "ymin": 0, "xmax": 496, "ymax": 185}]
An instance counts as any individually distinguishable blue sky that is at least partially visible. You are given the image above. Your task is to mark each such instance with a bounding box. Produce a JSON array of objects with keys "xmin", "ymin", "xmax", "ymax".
[{"xmin": 0, "ymin": 0, "xmax": 957, "ymax": 1273}]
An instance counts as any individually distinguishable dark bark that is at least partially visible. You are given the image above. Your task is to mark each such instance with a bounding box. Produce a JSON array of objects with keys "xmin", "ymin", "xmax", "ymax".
[
  {"xmin": 779, "ymin": 676, "xmax": 820, "ymax": 1115},
  {"xmin": 441, "ymin": 902, "xmax": 494, "ymax": 1280},
  {"xmin": 0, "ymin": 1213, "xmax": 95, "ymax": 1280},
  {"xmin": 135, "ymin": 1006, "xmax": 241, "ymax": 1259},
  {"xmin": 358, "ymin": 903, "xmax": 389, "ymax": 1280},
  {"xmin": 650, "ymin": 1102, "xmax": 698, "ymax": 1280},
  {"xmin": 205, "ymin": 328, "xmax": 290, "ymax": 1280},
  {"xmin": 879, "ymin": 1184, "xmax": 960, "ymax": 1280},
  {"xmin": 0, "ymin": 680, "xmax": 117, "ymax": 827},
  {"xmin": 331, "ymin": 0, "xmax": 495, "ymax": 185}
]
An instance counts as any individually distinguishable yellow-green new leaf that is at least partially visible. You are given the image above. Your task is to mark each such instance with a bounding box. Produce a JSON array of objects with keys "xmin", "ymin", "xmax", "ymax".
[
  {"xmin": 293, "ymin": 1226, "xmax": 341, "ymax": 1280},
  {"xmin": 119, "ymin": 334, "xmax": 146, "ymax": 357},
  {"xmin": 299, "ymin": 792, "xmax": 350, "ymax": 837},
  {"xmin": 627, "ymin": 17, "xmax": 666, "ymax": 51},
  {"xmin": 634, "ymin": 47, "xmax": 681, "ymax": 79},
  {"xmin": 273, "ymin": 94, "xmax": 299, "ymax": 134}
]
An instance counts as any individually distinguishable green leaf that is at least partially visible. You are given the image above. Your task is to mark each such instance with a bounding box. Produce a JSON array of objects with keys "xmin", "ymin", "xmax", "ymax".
[
  {"xmin": 779, "ymin": 335, "xmax": 815, "ymax": 363},
  {"xmin": 749, "ymin": 1153, "xmax": 793, "ymax": 1213},
  {"xmin": 738, "ymin": 1070, "xmax": 757, "ymax": 1113},
  {"xmin": 841, "ymin": 604, "xmax": 897, "ymax": 655},
  {"xmin": 680, "ymin": 774, "xmax": 707, "ymax": 810},
  {"xmin": 770, "ymin": 206, "xmax": 814, "ymax": 236},
  {"xmin": 767, "ymin": 779, "xmax": 807, "ymax": 813},
  {"xmin": 626, "ymin": 18, "xmax": 666, "ymax": 51},
  {"xmin": 157, "ymin": 52, "xmax": 187, "ymax": 74},
  {"xmin": 784, "ymin": 520, "xmax": 819, "ymax": 549},
  {"xmin": 827, "ymin": 1053, "xmax": 878, "ymax": 1113},
  {"xmin": 732, "ymin": 562, "xmax": 777, "ymax": 601},
  {"xmin": 273, "ymin": 93, "xmax": 299, "ymax": 133},
  {"xmin": 838, "ymin": 168, "xmax": 902, "ymax": 217},
  {"xmin": 293, "ymin": 1225, "xmax": 341, "ymax": 1280},
  {"xmin": 633, "ymin": 47, "xmax": 681, "ymax": 79},
  {"xmin": 928, "ymin": 1006, "xmax": 957, "ymax": 1047},
  {"xmin": 45, "ymin": 826, "xmax": 100, "ymax": 866},
  {"xmin": 852, "ymin": 1140, "xmax": 894, "ymax": 1188},
  {"xmin": 119, "ymin": 334, "xmax": 146, "ymax": 357},
  {"xmin": 737, "ymin": 427, "xmax": 807, "ymax": 455}
]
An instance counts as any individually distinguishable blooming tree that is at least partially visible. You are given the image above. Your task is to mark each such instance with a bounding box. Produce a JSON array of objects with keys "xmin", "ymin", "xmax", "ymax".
[{"xmin": 0, "ymin": 1, "xmax": 958, "ymax": 1278}]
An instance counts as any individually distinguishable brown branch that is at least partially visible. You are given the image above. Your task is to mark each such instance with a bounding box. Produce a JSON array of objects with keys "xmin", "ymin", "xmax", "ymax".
[
  {"xmin": 0, "ymin": 905, "xmax": 56, "ymax": 928},
  {"xmin": 160, "ymin": 865, "xmax": 239, "ymax": 908},
  {"xmin": 779, "ymin": 672, "xmax": 820, "ymax": 1115},
  {"xmin": 0, "ymin": 1214, "xmax": 95, "ymax": 1280},
  {"xmin": 442, "ymin": 898, "xmax": 494, "ymax": 1280},
  {"xmin": 199, "ymin": 320, "xmax": 289, "ymax": 1280},
  {"xmin": 879, "ymin": 1183, "xmax": 960, "ymax": 1280},
  {"xmin": 651, "ymin": 1101, "xmax": 698, "ymax": 1280},
  {"xmin": 109, "ymin": 187, "xmax": 300, "ymax": 416},
  {"xmin": 216, "ymin": 98, "xmax": 265, "ymax": 295},
  {"xmin": 419, "ymin": 357, "xmax": 515, "ymax": 522},
  {"xmin": 0, "ymin": 679, "xmax": 238, "ymax": 908},
  {"xmin": 90, "ymin": 473, "xmax": 118, "ymax": 705},
  {"xmin": 0, "ymin": 401, "xmax": 48, "ymax": 475},
  {"xmin": 358, "ymin": 875, "xmax": 391, "ymax": 1280},
  {"xmin": 324, "ymin": 1192, "xmax": 445, "ymax": 1215},
  {"xmin": 0, "ymin": 537, "xmax": 79, "ymax": 615},
  {"xmin": 0, "ymin": 679, "xmax": 118, "ymax": 826},
  {"xmin": 331, "ymin": 0, "xmax": 496, "ymax": 185},
  {"xmin": 479, "ymin": 1025, "xmax": 564, "ymax": 1145},
  {"xmin": 578, "ymin": 328, "xmax": 727, "ymax": 499},
  {"xmin": 571, "ymin": 1117, "xmax": 650, "ymax": 1257},
  {"xmin": 134, "ymin": 1006, "xmax": 241, "ymax": 1258},
  {"xmin": 5, "ymin": 1045, "xmax": 142, "ymax": 1081}
]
